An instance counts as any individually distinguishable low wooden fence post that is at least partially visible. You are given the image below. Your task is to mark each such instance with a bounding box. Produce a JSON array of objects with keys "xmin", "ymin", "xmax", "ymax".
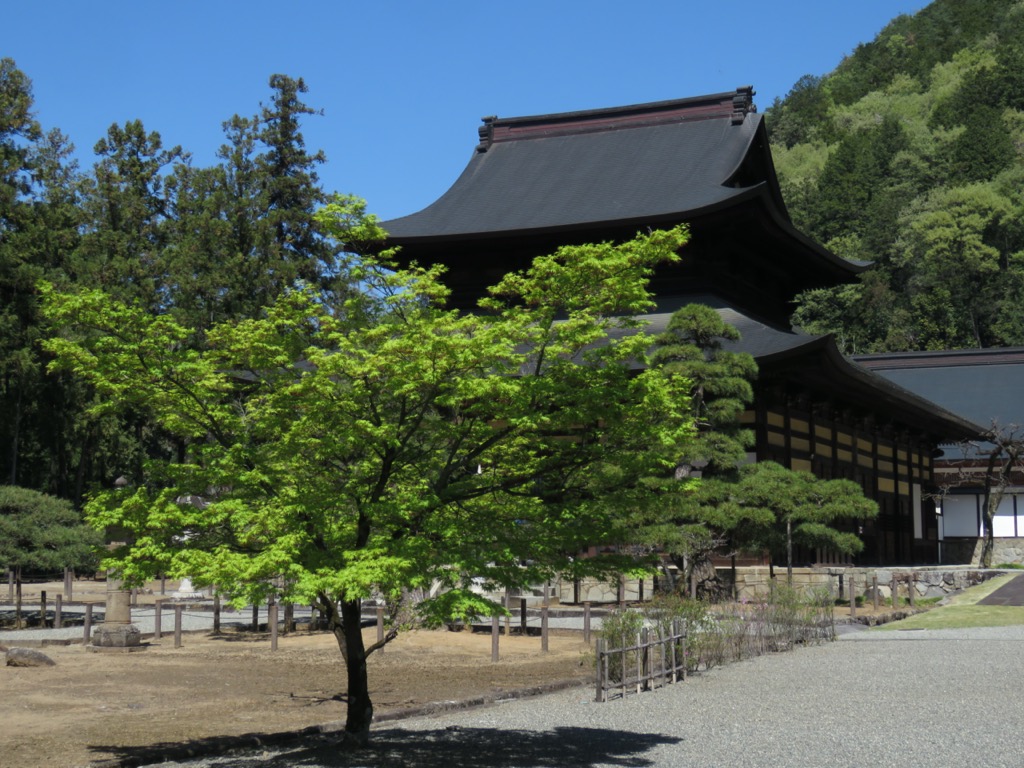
[
  {"xmin": 519, "ymin": 598, "xmax": 528, "ymax": 635},
  {"xmin": 891, "ymin": 575, "xmax": 899, "ymax": 607},
  {"xmin": 270, "ymin": 603, "xmax": 278, "ymax": 651},
  {"xmin": 251, "ymin": 603, "xmax": 259, "ymax": 633},
  {"xmin": 583, "ymin": 602, "xmax": 592, "ymax": 644},
  {"xmin": 154, "ymin": 600, "xmax": 162, "ymax": 641},
  {"xmin": 212, "ymin": 593, "xmax": 221, "ymax": 635},
  {"xmin": 54, "ymin": 594, "xmax": 63, "ymax": 629},
  {"xmin": 491, "ymin": 615, "xmax": 500, "ymax": 662},
  {"xmin": 907, "ymin": 573, "xmax": 915, "ymax": 608},
  {"xmin": 850, "ymin": 576, "xmax": 857, "ymax": 618},
  {"xmin": 595, "ymin": 638, "xmax": 607, "ymax": 702},
  {"xmin": 873, "ymin": 574, "xmax": 880, "ymax": 611},
  {"xmin": 541, "ymin": 604, "xmax": 549, "ymax": 652},
  {"xmin": 83, "ymin": 603, "xmax": 93, "ymax": 644},
  {"xmin": 174, "ymin": 604, "xmax": 183, "ymax": 648},
  {"xmin": 40, "ymin": 590, "xmax": 47, "ymax": 628}
]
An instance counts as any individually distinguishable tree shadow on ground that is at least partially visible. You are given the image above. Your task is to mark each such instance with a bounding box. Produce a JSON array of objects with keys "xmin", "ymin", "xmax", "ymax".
[{"xmin": 92, "ymin": 725, "xmax": 681, "ymax": 767}]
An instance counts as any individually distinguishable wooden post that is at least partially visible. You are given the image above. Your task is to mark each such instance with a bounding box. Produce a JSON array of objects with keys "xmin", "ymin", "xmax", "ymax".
[
  {"xmin": 907, "ymin": 573, "xmax": 915, "ymax": 608},
  {"xmin": 154, "ymin": 600, "xmax": 162, "ymax": 641},
  {"xmin": 838, "ymin": 573, "xmax": 845, "ymax": 602},
  {"xmin": 491, "ymin": 615, "xmax": 500, "ymax": 662},
  {"xmin": 595, "ymin": 638, "xmax": 606, "ymax": 702},
  {"xmin": 519, "ymin": 597, "xmax": 528, "ymax": 635},
  {"xmin": 873, "ymin": 574, "xmax": 880, "ymax": 611},
  {"xmin": 40, "ymin": 590, "xmax": 47, "ymax": 628},
  {"xmin": 270, "ymin": 603, "xmax": 278, "ymax": 651},
  {"xmin": 583, "ymin": 601, "xmax": 592, "ymax": 645},
  {"xmin": 376, "ymin": 606, "xmax": 385, "ymax": 653},
  {"xmin": 212, "ymin": 593, "xmax": 221, "ymax": 635},
  {"xmin": 637, "ymin": 629, "xmax": 646, "ymax": 694},
  {"xmin": 7, "ymin": 568, "xmax": 13, "ymax": 601},
  {"xmin": 174, "ymin": 604, "xmax": 183, "ymax": 648},
  {"xmin": 54, "ymin": 594, "xmax": 63, "ymax": 629},
  {"xmin": 63, "ymin": 566, "xmax": 72, "ymax": 600},
  {"xmin": 850, "ymin": 575, "xmax": 857, "ymax": 618},
  {"xmin": 891, "ymin": 575, "xmax": 899, "ymax": 607},
  {"xmin": 541, "ymin": 604, "xmax": 549, "ymax": 652},
  {"xmin": 83, "ymin": 603, "xmax": 93, "ymax": 644},
  {"xmin": 251, "ymin": 603, "xmax": 259, "ymax": 632},
  {"xmin": 504, "ymin": 591, "xmax": 510, "ymax": 636}
]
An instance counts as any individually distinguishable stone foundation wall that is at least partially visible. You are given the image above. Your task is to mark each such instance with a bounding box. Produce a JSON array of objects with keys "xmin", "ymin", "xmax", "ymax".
[
  {"xmin": 725, "ymin": 565, "xmax": 1007, "ymax": 602},
  {"xmin": 942, "ymin": 537, "xmax": 1024, "ymax": 567},
  {"xmin": 552, "ymin": 562, "xmax": 1013, "ymax": 605},
  {"xmin": 555, "ymin": 575, "xmax": 659, "ymax": 604}
]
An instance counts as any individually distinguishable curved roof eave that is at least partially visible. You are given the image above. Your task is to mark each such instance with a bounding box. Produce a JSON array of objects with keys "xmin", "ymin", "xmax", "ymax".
[
  {"xmin": 383, "ymin": 184, "xmax": 765, "ymax": 246},
  {"xmin": 818, "ymin": 342, "xmax": 986, "ymax": 440}
]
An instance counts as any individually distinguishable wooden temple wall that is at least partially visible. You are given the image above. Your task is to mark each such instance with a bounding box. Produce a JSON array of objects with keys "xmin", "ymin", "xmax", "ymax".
[{"xmin": 747, "ymin": 392, "xmax": 939, "ymax": 566}]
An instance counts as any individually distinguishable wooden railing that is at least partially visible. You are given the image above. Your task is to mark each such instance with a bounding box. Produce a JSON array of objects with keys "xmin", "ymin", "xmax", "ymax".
[{"xmin": 594, "ymin": 620, "xmax": 687, "ymax": 702}]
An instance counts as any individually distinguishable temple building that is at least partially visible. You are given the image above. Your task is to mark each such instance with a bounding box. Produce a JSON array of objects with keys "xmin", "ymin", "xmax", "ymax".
[
  {"xmin": 382, "ymin": 87, "xmax": 982, "ymax": 566},
  {"xmin": 857, "ymin": 348, "xmax": 1024, "ymax": 564}
]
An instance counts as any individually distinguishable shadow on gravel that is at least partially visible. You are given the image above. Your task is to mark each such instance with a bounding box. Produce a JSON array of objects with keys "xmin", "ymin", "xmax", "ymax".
[{"xmin": 94, "ymin": 725, "xmax": 681, "ymax": 767}]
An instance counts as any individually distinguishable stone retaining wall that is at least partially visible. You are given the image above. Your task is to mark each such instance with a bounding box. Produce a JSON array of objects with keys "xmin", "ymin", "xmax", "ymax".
[
  {"xmin": 943, "ymin": 537, "xmax": 1024, "ymax": 567},
  {"xmin": 552, "ymin": 565, "xmax": 1010, "ymax": 605},
  {"xmin": 724, "ymin": 566, "xmax": 1007, "ymax": 601}
]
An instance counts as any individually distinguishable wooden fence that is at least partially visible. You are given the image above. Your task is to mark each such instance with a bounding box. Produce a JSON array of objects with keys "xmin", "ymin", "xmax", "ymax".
[{"xmin": 594, "ymin": 620, "xmax": 686, "ymax": 703}]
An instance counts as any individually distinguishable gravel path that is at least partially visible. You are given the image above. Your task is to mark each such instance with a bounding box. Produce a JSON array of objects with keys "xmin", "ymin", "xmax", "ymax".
[{"xmin": 148, "ymin": 625, "xmax": 1024, "ymax": 768}]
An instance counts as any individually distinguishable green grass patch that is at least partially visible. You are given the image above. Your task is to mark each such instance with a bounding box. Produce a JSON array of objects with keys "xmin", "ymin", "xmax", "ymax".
[
  {"xmin": 875, "ymin": 604, "xmax": 1024, "ymax": 630},
  {"xmin": 874, "ymin": 573, "xmax": 1024, "ymax": 631}
]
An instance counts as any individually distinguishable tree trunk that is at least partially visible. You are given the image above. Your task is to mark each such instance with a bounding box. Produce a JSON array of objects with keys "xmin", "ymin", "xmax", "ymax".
[
  {"xmin": 786, "ymin": 518, "xmax": 793, "ymax": 585},
  {"xmin": 324, "ymin": 596, "xmax": 374, "ymax": 747}
]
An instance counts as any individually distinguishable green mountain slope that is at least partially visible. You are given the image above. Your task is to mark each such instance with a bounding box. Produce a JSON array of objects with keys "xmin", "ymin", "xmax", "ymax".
[{"xmin": 767, "ymin": 0, "xmax": 1024, "ymax": 353}]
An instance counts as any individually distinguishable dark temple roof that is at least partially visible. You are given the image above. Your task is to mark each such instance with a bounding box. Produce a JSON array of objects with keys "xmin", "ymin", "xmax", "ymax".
[
  {"xmin": 385, "ymin": 89, "xmax": 761, "ymax": 239},
  {"xmin": 619, "ymin": 296, "xmax": 985, "ymax": 442},
  {"xmin": 382, "ymin": 89, "xmax": 859, "ymax": 276},
  {"xmin": 856, "ymin": 348, "xmax": 1024, "ymax": 432}
]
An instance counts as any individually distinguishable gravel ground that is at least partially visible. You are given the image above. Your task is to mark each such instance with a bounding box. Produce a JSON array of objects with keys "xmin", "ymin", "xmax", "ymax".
[{"xmin": 149, "ymin": 624, "xmax": 1024, "ymax": 768}]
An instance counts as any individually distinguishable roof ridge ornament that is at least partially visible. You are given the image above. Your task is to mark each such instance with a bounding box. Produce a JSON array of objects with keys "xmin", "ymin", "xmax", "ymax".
[
  {"xmin": 477, "ymin": 115, "xmax": 497, "ymax": 153},
  {"xmin": 731, "ymin": 86, "xmax": 756, "ymax": 125}
]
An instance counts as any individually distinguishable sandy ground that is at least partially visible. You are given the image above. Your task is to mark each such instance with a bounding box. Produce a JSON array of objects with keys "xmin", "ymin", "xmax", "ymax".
[
  {"xmin": 1, "ymin": 580, "xmax": 590, "ymax": 767},
  {"xmin": 0, "ymin": 625, "xmax": 591, "ymax": 768}
]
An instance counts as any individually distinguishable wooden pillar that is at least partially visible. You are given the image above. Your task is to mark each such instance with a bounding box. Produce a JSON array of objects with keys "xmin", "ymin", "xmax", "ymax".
[
  {"xmin": 83, "ymin": 603, "xmax": 93, "ymax": 644},
  {"xmin": 154, "ymin": 600, "xmax": 162, "ymax": 641}
]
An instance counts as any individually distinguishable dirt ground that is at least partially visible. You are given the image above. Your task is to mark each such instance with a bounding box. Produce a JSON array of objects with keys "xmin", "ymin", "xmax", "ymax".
[
  {"xmin": 0, "ymin": 625, "xmax": 591, "ymax": 768},
  {"xmin": 1, "ymin": 581, "xmax": 591, "ymax": 767}
]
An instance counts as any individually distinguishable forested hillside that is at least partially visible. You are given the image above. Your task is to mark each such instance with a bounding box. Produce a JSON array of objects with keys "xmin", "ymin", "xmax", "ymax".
[
  {"xmin": 0, "ymin": 59, "xmax": 342, "ymax": 498},
  {"xmin": 767, "ymin": 0, "xmax": 1024, "ymax": 353}
]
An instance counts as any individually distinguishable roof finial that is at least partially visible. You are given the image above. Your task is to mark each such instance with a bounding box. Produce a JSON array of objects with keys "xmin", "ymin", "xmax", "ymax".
[
  {"xmin": 731, "ymin": 86, "xmax": 756, "ymax": 124},
  {"xmin": 477, "ymin": 116, "xmax": 497, "ymax": 152}
]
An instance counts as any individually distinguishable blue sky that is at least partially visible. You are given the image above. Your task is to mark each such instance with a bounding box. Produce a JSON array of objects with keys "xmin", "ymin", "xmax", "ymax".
[{"xmin": 5, "ymin": 1, "xmax": 930, "ymax": 221}]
